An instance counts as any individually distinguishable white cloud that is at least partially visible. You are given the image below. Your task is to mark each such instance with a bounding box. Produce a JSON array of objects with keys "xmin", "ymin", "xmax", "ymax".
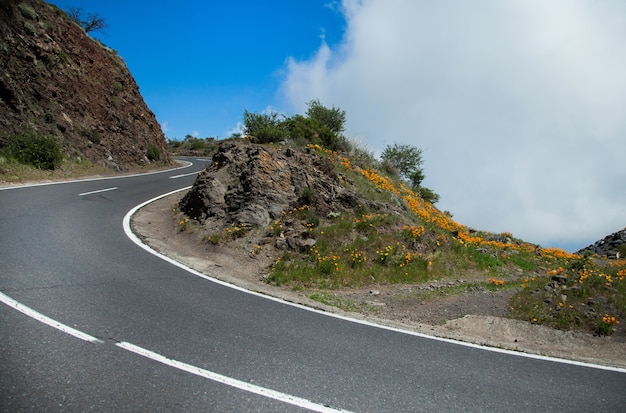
[
  {"xmin": 160, "ymin": 121, "xmax": 169, "ymax": 133},
  {"xmin": 281, "ymin": 0, "xmax": 626, "ymax": 250},
  {"xmin": 226, "ymin": 121, "xmax": 245, "ymax": 137}
]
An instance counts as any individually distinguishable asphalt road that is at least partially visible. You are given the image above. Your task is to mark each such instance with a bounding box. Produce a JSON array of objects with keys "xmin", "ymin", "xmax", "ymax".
[{"xmin": 1, "ymin": 158, "xmax": 625, "ymax": 412}]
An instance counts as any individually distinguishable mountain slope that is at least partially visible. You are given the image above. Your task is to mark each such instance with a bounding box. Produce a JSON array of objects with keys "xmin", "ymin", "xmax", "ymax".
[
  {"xmin": 175, "ymin": 139, "xmax": 625, "ymax": 340},
  {"xmin": 0, "ymin": 0, "xmax": 170, "ymax": 170}
]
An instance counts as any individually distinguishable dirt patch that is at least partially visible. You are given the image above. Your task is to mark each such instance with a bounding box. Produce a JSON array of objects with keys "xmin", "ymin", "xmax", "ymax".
[{"xmin": 132, "ymin": 191, "xmax": 626, "ymax": 370}]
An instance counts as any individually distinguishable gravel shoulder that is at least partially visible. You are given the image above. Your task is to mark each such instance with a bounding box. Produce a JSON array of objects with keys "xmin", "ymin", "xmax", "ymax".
[{"xmin": 131, "ymin": 192, "xmax": 626, "ymax": 370}]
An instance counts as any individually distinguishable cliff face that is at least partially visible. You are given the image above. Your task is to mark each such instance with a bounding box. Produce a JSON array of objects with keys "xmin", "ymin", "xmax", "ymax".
[
  {"xmin": 179, "ymin": 141, "xmax": 360, "ymax": 229},
  {"xmin": 577, "ymin": 229, "xmax": 626, "ymax": 259},
  {"xmin": 0, "ymin": 0, "xmax": 170, "ymax": 170}
]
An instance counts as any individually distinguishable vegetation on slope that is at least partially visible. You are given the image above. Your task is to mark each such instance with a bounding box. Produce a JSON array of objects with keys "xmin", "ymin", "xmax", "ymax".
[
  {"xmin": 0, "ymin": 0, "xmax": 170, "ymax": 185},
  {"xmin": 175, "ymin": 102, "xmax": 625, "ymax": 337}
]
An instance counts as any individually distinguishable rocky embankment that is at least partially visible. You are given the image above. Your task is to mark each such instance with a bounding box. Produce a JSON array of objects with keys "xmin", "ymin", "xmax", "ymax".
[
  {"xmin": 179, "ymin": 141, "xmax": 364, "ymax": 234},
  {"xmin": 0, "ymin": 0, "xmax": 170, "ymax": 169},
  {"xmin": 577, "ymin": 229, "xmax": 626, "ymax": 259}
]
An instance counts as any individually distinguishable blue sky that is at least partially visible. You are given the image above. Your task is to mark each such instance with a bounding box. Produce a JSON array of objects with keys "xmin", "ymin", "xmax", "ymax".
[
  {"xmin": 51, "ymin": 0, "xmax": 346, "ymax": 139},
  {"xmin": 50, "ymin": 1, "xmax": 626, "ymax": 252}
]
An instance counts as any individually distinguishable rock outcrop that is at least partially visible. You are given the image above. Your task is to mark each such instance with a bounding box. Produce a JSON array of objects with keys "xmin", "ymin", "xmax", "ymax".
[
  {"xmin": 577, "ymin": 229, "xmax": 626, "ymax": 259},
  {"xmin": 0, "ymin": 0, "xmax": 170, "ymax": 169},
  {"xmin": 179, "ymin": 141, "xmax": 359, "ymax": 229}
]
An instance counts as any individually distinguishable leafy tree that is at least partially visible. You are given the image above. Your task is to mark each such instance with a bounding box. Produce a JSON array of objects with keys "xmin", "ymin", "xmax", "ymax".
[
  {"xmin": 417, "ymin": 187, "xmax": 440, "ymax": 204},
  {"xmin": 381, "ymin": 143, "xmax": 424, "ymax": 188},
  {"xmin": 242, "ymin": 109, "xmax": 288, "ymax": 144},
  {"xmin": 305, "ymin": 99, "xmax": 346, "ymax": 135},
  {"xmin": 67, "ymin": 7, "xmax": 108, "ymax": 34},
  {"xmin": 283, "ymin": 114, "xmax": 336, "ymax": 149},
  {"xmin": 381, "ymin": 143, "xmax": 439, "ymax": 203}
]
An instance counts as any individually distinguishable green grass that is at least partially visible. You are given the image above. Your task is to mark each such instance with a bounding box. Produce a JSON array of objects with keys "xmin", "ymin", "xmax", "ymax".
[
  {"xmin": 178, "ymin": 140, "xmax": 626, "ymax": 336},
  {"xmin": 167, "ymin": 137, "xmax": 218, "ymax": 156},
  {"xmin": 0, "ymin": 154, "xmax": 171, "ymax": 185},
  {"xmin": 510, "ymin": 261, "xmax": 626, "ymax": 335}
]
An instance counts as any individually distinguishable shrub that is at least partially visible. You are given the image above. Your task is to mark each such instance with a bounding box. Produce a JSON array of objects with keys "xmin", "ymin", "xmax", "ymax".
[
  {"xmin": 23, "ymin": 21, "xmax": 36, "ymax": 35},
  {"xmin": 80, "ymin": 128, "xmax": 100, "ymax": 144},
  {"xmin": 418, "ymin": 187, "xmax": 440, "ymax": 204},
  {"xmin": 284, "ymin": 115, "xmax": 324, "ymax": 143},
  {"xmin": 299, "ymin": 187, "xmax": 317, "ymax": 206},
  {"xmin": 18, "ymin": 3, "xmax": 37, "ymax": 19},
  {"xmin": 146, "ymin": 143, "xmax": 160, "ymax": 161},
  {"xmin": 381, "ymin": 143, "xmax": 424, "ymax": 188},
  {"xmin": 242, "ymin": 110, "xmax": 288, "ymax": 144},
  {"xmin": 305, "ymin": 99, "xmax": 346, "ymax": 135},
  {"xmin": 189, "ymin": 139, "xmax": 205, "ymax": 150},
  {"xmin": 2, "ymin": 129, "xmax": 63, "ymax": 170}
]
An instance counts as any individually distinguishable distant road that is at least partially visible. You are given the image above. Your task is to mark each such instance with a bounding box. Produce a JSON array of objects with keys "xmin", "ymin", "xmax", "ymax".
[{"xmin": 1, "ymin": 158, "xmax": 625, "ymax": 412}]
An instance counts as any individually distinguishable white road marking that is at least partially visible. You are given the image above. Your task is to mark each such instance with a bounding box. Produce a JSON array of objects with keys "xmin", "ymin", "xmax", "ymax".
[
  {"xmin": 0, "ymin": 160, "xmax": 193, "ymax": 191},
  {"xmin": 123, "ymin": 189, "xmax": 626, "ymax": 375},
  {"xmin": 169, "ymin": 171, "xmax": 202, "ymax": 179},
  {"xmin": 0, "ymin": 289, "xmax": 350, "ymax": 410},
  {"xmin": 117, "ymin": 341, "xmax": 351, "ymax": 413},
  {"xmin": 78, "ymin": 186, "xmax": 118, "ymax": 196},
  {"xmin": 0, "ymin": 292, "xmax": 102, "ymax": 343}
]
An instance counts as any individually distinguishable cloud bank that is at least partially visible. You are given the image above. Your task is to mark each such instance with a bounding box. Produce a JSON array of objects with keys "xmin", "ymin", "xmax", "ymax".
[{"xmin": 280, "ymin": 0, "xmax": 626, "ymax": 251}]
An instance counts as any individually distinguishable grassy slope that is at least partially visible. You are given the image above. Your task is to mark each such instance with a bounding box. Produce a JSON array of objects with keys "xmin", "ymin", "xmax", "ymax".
[{"xmin": 186, "ymin": 141, "xmax": 625, "ymax": 337}]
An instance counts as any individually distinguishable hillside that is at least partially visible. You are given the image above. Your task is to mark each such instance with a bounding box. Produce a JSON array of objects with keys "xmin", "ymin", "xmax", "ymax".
[
  {"xmin": 169, "ymin": 139, "xmax": 626, "ymax": 342},
  {"xmin": 127, "ymin": 138, "xmax": 626, "ymax": 366},
  {"xmin": 0, "ymin": 0, "xmax": 170, "ymax": 173}
]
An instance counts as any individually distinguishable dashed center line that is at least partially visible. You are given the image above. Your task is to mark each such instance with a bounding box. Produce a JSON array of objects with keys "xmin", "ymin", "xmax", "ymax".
[
  {"xmin": 0, "ymin": 292, "xmax": 102, "ymax": 343},
  {"xmin": 117, "ymin": 341, "xmax": 351, "ymax": 413},
  {"xmin": 0, "ymin": 290, "xmax": 350, "ymax": 412},
  {"xmin": 169, "ymin": 171, "xmax": 202, "ymax": 179},
  {"xmin": 78, "ymin": 187, "xmax": 118, "ymax": 196}
]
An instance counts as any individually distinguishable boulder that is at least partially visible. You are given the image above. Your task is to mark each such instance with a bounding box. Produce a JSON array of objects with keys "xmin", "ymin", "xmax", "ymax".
[{"xmin": 179, "ymin": 141, "xmax": 358, "ymax": 230}]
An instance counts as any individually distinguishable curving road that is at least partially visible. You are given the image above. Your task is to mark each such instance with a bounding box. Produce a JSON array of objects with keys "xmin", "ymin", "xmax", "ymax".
[{"xmin": 1, "ymin": 158, "xmax": 625, "ymax": 412}]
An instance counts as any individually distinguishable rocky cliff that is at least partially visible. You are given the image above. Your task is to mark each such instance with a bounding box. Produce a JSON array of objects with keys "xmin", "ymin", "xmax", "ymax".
[
  {"xmin": 0, "ymin": 0, "xmax": 170, "ymax": 170},
  {"xmin": 577, "ymin": 228, "xmax": 626, "ymax": 259},
  {"xmin": 180, "ymin": 141, "xmax": 361, "ymax": 229}
]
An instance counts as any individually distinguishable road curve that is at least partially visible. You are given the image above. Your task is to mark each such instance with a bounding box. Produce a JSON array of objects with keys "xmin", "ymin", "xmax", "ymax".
[{"xmin": 1, "ymin": 158, "xmax": 625, "ymax": 412}]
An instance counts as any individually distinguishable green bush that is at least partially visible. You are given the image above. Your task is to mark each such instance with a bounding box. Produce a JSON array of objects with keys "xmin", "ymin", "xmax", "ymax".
[
  {"xmin": 147, "ymin": 143, "xmax": 161, "ymax": 161},
  {"xmin": 305, "ymin": 99, "xmax": 346, "ymax": 135},
  {"xmin": 189, "ymin": 139, "xmax": 206, "ymax": 150},
  {"xmin": 18, "ymin": 3, "xmax": 37, "ymax": 19},
  {"xmin": 242, "ymin": 110, "xmax": 288, "ymax": 144},
  {"xmin": 2, "ymin": 129, "xmax": 63, "ymax": 170},
  {"xmin": 23, "ymin": 21, "xmax": 36, "ymax": 35}
]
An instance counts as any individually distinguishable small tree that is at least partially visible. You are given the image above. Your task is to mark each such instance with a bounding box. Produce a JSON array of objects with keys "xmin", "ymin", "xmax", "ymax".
[
  {"xmin": 242, "ymin": 109, "xmax": 288, "ymax": 144},
  {"xmin": 67, "ymin": 7, "xmax": 108, "ymax": 34},
  {"xmin": 283, "ymin": 114, "xmax": 338, "ymax": 149},
  {"xmin": 417, "ymin": 187, "xmax": 440, "ymax": 204},
  {"xmin": 381, "ymin": 143, "xmax": 425, "ymax": 188},
  {"xmin": 381, "ymin": 143, "xmax": 439, "ymax": 203},
  {"xmin": 305, "ymin": 99, "xmax": 346, "ymax": 135}
]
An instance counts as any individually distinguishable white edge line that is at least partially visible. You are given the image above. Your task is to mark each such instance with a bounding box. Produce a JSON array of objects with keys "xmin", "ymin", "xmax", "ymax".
[
  {"xmin": 123, "ymin": 191, "xmax": 626, "ymax": 375},
  {"xmin": 117, "ymin": 341, "xmax": 350, "ymax": 413},
  {"xmin": 0, "ymin": 291, "xmax": 102, "ymax": 343},
  {"xmin": 78, "ymin": 186, "xmax": 118, "ymax": 196},
  {"xmin": 0, "ymin": 160, "xmax": 193, "ymax": 191}
]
